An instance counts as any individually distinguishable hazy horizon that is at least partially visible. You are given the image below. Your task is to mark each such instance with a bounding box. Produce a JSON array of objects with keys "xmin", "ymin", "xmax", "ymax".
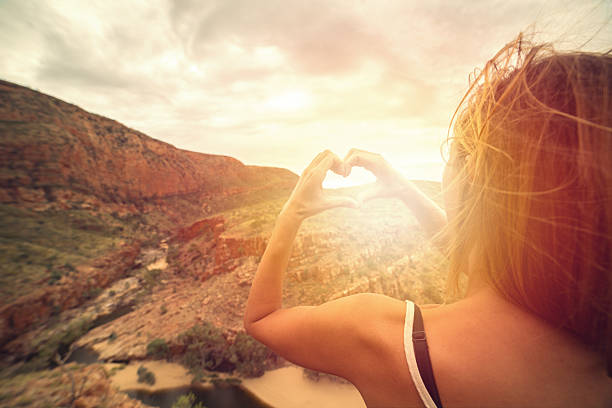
[{"xmin": 1, "ymin": 0, "xmax": 610, "ymax": 187}]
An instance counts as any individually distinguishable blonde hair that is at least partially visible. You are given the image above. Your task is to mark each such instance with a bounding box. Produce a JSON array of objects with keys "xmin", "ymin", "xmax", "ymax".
[{"xmin": 443, "ymin": 34, "xmax": 612, "ymax": 367}]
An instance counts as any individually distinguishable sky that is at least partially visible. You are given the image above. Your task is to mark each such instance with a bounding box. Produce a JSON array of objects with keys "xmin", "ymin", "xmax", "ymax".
[{"xmin": 1, "ymin": 0, "xmax": 610, "ymax": 187}]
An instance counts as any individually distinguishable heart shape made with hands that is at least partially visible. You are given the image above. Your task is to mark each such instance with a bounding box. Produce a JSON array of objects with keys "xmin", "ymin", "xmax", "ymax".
[
  {"xmin": 286, "ymin": 149, "xmax": 404, "ymax": 218},
  {"xmin": 323, "ymin": 163, "xmax": 376, "ymax": 188},
  {"xmin": 323, "ymin": 162, "xmax": 385, "ymax": 207},
  {"xmin": 321, "ymin": 156, "xmax": 399, "ymax": 210}
]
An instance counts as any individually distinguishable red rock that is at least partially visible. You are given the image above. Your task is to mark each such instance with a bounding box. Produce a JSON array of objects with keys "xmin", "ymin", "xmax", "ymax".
[{"xmin": 0, "ymin": 79, "xmax": 297, "ymax": 223}]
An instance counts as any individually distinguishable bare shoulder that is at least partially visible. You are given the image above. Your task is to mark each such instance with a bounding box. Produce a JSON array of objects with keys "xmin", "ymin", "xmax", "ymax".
[
  {"xmin": 422, "ymin": 289, "xmax": 612, "ymax": 407},
  {"xmin": 335, "ymin": 293, "xmax": 428, "ymax": 407}
]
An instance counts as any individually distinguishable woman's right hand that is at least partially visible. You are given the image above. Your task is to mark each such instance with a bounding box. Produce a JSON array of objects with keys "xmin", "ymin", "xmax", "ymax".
[{"xmin": 343, "ymin": 148, "xmax": 412, "ymax": 204}]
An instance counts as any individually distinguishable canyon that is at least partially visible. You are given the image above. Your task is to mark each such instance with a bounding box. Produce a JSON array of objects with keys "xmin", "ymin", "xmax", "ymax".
[{"xmin": 0, "ymin": 80, "xmax": 448, "ymax": 407}]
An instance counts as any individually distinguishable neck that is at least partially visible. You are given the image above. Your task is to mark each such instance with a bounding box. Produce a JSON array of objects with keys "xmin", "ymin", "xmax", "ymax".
[{"xmin": 464, "ymin": 245, "xmax": 489, "ymax": 298}]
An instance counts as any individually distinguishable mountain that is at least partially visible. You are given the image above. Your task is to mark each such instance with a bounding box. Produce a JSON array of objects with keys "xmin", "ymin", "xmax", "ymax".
[
  {"xmin": 0, "ymin": 79, "xmax": 297, "ymax": 345},
  {"xmin": 0, "ymin": 80, "xmax": 447, "ymax": 408},
  {"xmin": 0, "ymin": 79, "xmax": 297, "ymax": 218}
]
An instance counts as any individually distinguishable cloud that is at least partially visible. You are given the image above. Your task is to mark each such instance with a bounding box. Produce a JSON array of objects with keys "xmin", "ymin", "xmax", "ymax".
[{"xmin": 1, "ymin": 0, "xmax": 610, "ymax": 181}]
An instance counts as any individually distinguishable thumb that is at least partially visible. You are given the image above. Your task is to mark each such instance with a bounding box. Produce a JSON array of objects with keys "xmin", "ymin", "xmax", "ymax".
[
  {"xmin": 356, "ymin": 183, "xmax": 384, "ymax": 206},
  {"xmin": 323, "ymin": 195, "xmax": 360, "ymax": 210}
]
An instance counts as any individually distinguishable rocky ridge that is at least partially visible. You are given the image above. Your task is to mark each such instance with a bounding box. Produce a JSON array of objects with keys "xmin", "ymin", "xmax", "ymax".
[{"xmin": 0, "ymin": 79, "xmax": 296, "ymax": 216}]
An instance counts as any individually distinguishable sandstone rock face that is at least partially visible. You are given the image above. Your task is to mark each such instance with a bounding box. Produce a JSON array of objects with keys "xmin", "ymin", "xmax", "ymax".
[
  {"xmin": 0, "ymin": 243, "xmax": 140, "ymax": 349},
  {"xmin": 0, "ymin": 79, "xmax": 297, "ymax": 217},
  {"xmin": 0, "ymin": 78, "xmax": 297, "ymax": 354}
]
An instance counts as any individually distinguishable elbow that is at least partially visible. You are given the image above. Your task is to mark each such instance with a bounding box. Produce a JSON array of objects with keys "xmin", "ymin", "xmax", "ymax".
[
  {"xmin": 243, "ymin": 309, "xmax": 253, "ymax": 334},
  {"xmin": 243, "ymin": 316, "xmax": 254, "ymax": 335},
  {"xmin": 243, "ymin": 310, "xmax": 259, "ymax": 337}
]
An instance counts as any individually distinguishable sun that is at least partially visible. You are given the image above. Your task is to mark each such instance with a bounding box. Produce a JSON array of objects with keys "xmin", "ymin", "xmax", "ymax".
[{"xmin": 264, "ymin": 90, "xmax": 312, "ymax": 113}]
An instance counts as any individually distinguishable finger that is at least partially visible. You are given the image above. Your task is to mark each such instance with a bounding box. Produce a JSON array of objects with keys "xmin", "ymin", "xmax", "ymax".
[
  {"xmin": 328, "ymin": 153, "xmax": 345, "ymax": 176},
  {"xmin": 342, "ymin": 148, "xmax": 362, "ymax": 176},
  {"xmin": 312, "ymin": 151, "xmax": 343, "ymax": 183},
  {"xmin": 343, "ymin": 148, "xmax": 379, "ymax": 176},
  {"xmin": 302, "ymin": 149, "xmax": 332, "ymax": 176}
]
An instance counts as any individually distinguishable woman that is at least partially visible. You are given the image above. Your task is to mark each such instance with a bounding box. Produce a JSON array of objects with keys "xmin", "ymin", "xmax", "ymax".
[{"xmin": 243, "ymin": 36, "xmax": 612, "ymax": 407}]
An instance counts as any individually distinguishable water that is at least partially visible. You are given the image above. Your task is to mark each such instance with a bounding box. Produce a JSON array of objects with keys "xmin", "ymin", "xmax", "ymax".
[
  {"xmin": 67, "ymin": 346, "xmax": 100, "ymax": 364},
  {"xmin": 127, "ymin": 385, "xmax": 272, "ymax": 408}
]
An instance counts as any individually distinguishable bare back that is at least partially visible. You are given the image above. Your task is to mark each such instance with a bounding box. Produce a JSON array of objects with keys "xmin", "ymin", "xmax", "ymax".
[{"xmin": 351, "ymin": 288, "xmax": 612, "ymax": 407}]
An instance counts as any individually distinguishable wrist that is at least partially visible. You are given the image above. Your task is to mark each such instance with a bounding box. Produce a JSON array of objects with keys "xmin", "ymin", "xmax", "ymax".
[
  {"xmin": 278, "ymin": 205, "xmax": 304, "ymax": 226},
  {"xmin": 395, "ymin": 178, "xmax": 418, "ymax": 201}
]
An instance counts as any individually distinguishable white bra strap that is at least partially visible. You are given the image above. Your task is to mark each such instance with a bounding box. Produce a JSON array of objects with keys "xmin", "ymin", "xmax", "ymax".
[{"xmin": 404, "ymin": 300, "xmax": 438, "ymax": 408}]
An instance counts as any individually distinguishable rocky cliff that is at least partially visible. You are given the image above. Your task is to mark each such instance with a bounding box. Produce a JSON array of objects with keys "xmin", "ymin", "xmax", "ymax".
[
  {"xmin": 0, "ymin": 79, "xmax": 298, "ymax": 364},
  {"xmin": 0, "ymin": 79, "xmax": 297, "ymax": 220}
]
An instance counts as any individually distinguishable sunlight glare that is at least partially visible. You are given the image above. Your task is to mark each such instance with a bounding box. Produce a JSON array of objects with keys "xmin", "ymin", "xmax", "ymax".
[
  {"xmin": 264, "ymin": 90, "xmax": 312, "ymax": 112},
  {"xmin": 323, "ymin": 166, "xmax": 376, "ymax": 189}
]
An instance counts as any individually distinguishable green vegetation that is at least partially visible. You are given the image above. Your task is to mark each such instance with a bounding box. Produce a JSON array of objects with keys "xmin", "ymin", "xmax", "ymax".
[
  {"xmin": 303, "ymin": 367, "xmax": 349, "ymax": 384},
  {"xmin": 171, "ymin": 392, "xmax": 206, "ymax": 408},
  {"xmin": 229, "ymin": 332, "xmax": 274, "ymax": 377},
  {"xmin": 0, "ymin": 368, "xmax": 67, "ymax": 407},
  {"xmin": 108, "ymin": 363, "xmax": 126, "ymax": 376},
  {"xmin": 137, "ymin": 365, "xmax": 156, "ymax": 385},
  {"xmin": 84, "ymin": 286, "xmax": 102, "ymax": 300},
  {"xmin": 143, "ymin": 268, "xmax": 163, "ymax": 289},
  {"xmin": 179, "ymin": 322, "xmax": 228, "ymax": 372},
  {"xmin": 146, "ymin": 338, "xmax": 169, "ymax": 359},
  {"xmin": 22, "ymin": 316, "xmax": 93, "ymax": 372},
  {"xmin": 0, "ymin": 204, "xmax": 132, "ymax": 303},
  {"xmin": 178, "ymin": 322, "xmax": 275, "ymax": 378}
]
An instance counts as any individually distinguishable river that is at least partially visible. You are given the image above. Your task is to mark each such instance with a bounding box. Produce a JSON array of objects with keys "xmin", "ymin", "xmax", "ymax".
[{"xmin": 109, "ymin": 361, "xmax": 365, "ymax": 408}]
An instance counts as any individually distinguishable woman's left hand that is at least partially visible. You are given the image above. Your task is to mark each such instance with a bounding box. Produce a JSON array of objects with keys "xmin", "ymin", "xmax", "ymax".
[{"xmin": 281, "ymin": 150, "xmax": 359, "ymax": 220}]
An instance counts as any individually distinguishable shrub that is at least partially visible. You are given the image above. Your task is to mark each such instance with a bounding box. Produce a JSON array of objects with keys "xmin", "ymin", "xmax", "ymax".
[
  {"xmin": 171, "ymin": 392, "xmax": 205, "ymax": 408},
  {"xmin": 303, "ymin": 367, "xmax": 349, "ymax": 384},
  {"xmin": 143, "ymin": 268, "xmax": 163, "ymax": 289},
  {"xmin": 228, "ymin": 332, "xmax": 275, "ymax": 377},
  {"xmin": 177, "ymin": 323, "xmax": 277, "ymax": 377},
  {"xmin": 49, "ymin": 269, "xmax": 62, "ymax": 285},
  {"xmin": 137, "ymin": 365, "xmax": 156, "ymax": 385},
  {"xmin": 178, "ymin": 322, "xmax": 227, "ymax": 372},
  {"xmin": 146, "ymin": 338, "xmax": 169, "ymax": 359},
  {"xmin": 84, "ymin": 287, "xmax": 102, "ymax": 299}
]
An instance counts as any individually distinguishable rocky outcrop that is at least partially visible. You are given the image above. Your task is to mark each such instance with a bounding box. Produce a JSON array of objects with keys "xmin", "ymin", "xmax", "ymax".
[
  {"xmin": 0, "ymin": 78, "xmax": 297, "ymax": 361},
  {"xmin": 0, "ymin": 79, "xmax": 297, "ymax": 219},
  {"xmin": 0, "ymin": 243, "xmax": 140, "ymax": 348}
]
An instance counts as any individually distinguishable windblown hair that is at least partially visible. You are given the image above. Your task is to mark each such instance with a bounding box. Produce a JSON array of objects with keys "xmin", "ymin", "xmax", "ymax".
[{"xmin": 443, "ymin": 34, "xmax": 612, "ymax": 369}]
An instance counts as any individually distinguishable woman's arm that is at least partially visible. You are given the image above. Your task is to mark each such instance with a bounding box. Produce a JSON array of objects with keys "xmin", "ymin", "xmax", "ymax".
[
  {"xmin": 242, "ymin": 210, "xmax": 301, "ymax": 326},
  {"xmin": 244, "ymin": 150, "xmax": 357, "ymax": 326},
  {"xmin": 243, "ymin": 150, "xmax": 404, "ymax": 380},
  {"xmin": 397, "ymin": 181, "xmax": 448, "ymax": 241},
  {"xmin": 343, "ymin": 148, "xmax": 447, "ymax": 242}
]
